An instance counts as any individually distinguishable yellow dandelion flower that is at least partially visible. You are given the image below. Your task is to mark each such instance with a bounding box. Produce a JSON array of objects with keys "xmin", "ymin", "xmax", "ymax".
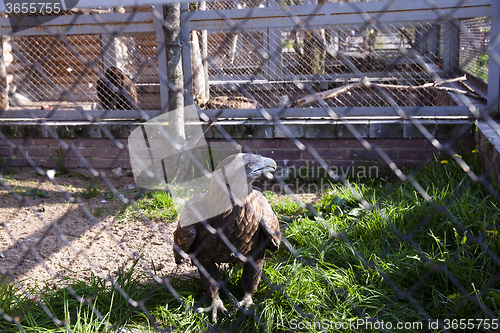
[
  {"xmin": 454, "ymin": 154, "xmax": 462, "ymax": 158},
  {"xmin": 441, "ymin": 160, "xmax": 448, "ymax": 164},
  {"xmin": 472, "ymin": 149, "xmax": 478, "ymax": 153},
  {"xmin": 486, "ymin": 230, "xmax": 499, "ymax": 237}
]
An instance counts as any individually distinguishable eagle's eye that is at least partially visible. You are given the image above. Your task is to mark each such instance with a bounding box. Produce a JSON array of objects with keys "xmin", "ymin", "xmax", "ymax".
[{"xmin": 247, "ymin": 162, "xmax": 255, "ymax": 168}]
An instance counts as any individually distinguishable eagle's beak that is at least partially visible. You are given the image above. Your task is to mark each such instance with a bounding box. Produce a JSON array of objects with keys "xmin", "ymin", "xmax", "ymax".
[
  {"xmin": 260, "ymin": 157, "xmax": 277, "ymax": 179},
  {"xmin": 262, "ymin": 157, "xmax": 277, "ymax": 172}
]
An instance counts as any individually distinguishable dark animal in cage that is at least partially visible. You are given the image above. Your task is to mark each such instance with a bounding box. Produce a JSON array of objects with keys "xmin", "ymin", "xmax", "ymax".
[
  {"xmin": 173, "ymin": 153, "xmax": 281, "ymax": 322},
  {"xmin": 97, "ymin": 66, "xmax": 138, "ymax": 110}
]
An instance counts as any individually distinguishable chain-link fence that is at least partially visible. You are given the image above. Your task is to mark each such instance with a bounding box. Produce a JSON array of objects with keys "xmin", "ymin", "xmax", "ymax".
[{"xmin": 0, "ymin": 0, "xmax": 499, "ymax": 332}]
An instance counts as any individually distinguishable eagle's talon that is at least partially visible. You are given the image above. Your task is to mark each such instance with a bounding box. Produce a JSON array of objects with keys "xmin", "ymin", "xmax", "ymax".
[
  {"xmin": 236, "ymin": 293, "xmax": 255, "ymax": 309},
  {"xmin": 196, "ymin": 296, "xmax": 228, "ymax": 323}
]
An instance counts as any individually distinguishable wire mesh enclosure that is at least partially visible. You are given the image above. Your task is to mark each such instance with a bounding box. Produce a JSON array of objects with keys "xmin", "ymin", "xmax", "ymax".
[
  {"xmin": 206, "ymin": 23, "xmax": 451, "ymax": 109},
  {"xmin": 0, "ymin": 0, "xmax": 499, "ymax": 332},
  {"xmin": 8, "ymin": 31, "xmax": 161, "ymax": 109}
]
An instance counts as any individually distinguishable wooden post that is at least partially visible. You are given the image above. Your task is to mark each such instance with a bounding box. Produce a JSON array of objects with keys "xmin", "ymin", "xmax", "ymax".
[
  {"xmin": 427, "ymin": 24, "xmax": 440, "ymax": 63},
  {"xmin": 154, "ymin": 5, "xmax": 169, "ymax": 112},
  {"xmin": 414, "ymin": 26, "xmax": 428, "ymax": 56},
  {"xmin": 264, "ymin": 0, "xmax": 281, "ymax": 79},
  {"xmin": 180, "ymin": 2, "xmax": 194, "ymax": 107},
  {"xmin": 443, "ymin": 19, "xmax": 460, "ymax": 76},
  {"xmin": 487, "ymin": 0, "xmax": 500, "ymax": 118}
]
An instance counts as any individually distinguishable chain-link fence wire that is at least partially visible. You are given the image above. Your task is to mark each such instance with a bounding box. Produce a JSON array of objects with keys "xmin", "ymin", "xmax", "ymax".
[
  {"xmin": 6, "ymin": 6, "xmax": 160, "ymax": 110},
  {"xmin": 0, "ymin": 0, "xmax": 499, "ymax": 332},
  {"xmin": 9, "ymin": 33, "xmax": 159, "ymax": 107},
  {"xmin": 206, "ymin": 24, "xmax": 449, "ymax": 108},
  {"xmin": 3, "ymin": 2, "xmax": 488, "ymax": 111},
  {"xmin": 460, "ymin": 17, "xmax": 490, "ymax": 82}
]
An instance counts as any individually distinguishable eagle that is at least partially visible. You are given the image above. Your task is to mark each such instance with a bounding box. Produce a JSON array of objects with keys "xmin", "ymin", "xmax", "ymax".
[
  {"xmin": 173, "ymin": 153, "xmax": 281, "ymax": 322},
  {"xmin": 96, "ymin": 66, "xmax": 138, "ymax": 110}
]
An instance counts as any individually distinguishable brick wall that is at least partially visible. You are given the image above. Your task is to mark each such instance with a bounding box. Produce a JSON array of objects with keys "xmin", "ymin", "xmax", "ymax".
[{"xmin": 0, "ymin": 119, "xmax": 476, "ymax": 179}]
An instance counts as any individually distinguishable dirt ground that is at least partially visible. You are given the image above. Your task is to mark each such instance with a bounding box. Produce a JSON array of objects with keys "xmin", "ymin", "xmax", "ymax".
[
  {"xmin": 0, "ymin": 169, "xmax": 198, "ymax": 288},
  {"xmin": 0, "ymin": 169, "xmax": 319, "ymax": 292}
]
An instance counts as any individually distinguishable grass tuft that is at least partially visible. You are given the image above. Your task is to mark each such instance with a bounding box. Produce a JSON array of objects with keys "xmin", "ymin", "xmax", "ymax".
[
  {"xmin": 120, "ymin": 190, "xmax": 178, "ymax": 223},
  {"xmin": 84, "ymin": 185, "xmax": 102, "ymax": 199}
]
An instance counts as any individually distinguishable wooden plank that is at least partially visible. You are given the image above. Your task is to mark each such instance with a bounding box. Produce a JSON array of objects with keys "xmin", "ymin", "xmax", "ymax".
[
  {"xmin": 0, "ymin": 109, "xmax": 166, "ymax": 120},
  {"xmin": 199, "ymin": 106, "xmax": 480, "ymax": 119},
  {"xmin": 189, "ymin": 0, "xmax": 492, "ymax": 31},
  {"xmin": 0, "ymin": 0, "xmax": 487, "ymax": 11},
  {"xmin": 0, "ymin": 12, "xmax": 155, "ymax": 36},
  {"xmin": 209, "ymin": 71, "xmax": 446, "ymax": 86},
  {"xmin": 0, "ymin": 0, "xmax": 491, "ymax": 15},
  {"xmin": 0, "ymin": 106, "xmax": 478, "ymax": 120}
]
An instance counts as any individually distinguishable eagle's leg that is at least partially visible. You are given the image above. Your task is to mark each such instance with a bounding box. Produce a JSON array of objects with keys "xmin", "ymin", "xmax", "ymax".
[
  {"xmin": 237, "ymin": 251, "xmax": 265, "ymax": 309},
  {"xmin": 197, "ymin": 259, "xmax": 229, "ymax": 322}
]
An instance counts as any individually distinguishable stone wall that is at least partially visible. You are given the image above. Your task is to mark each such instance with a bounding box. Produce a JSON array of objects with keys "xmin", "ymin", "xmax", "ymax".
[{"xmin": 0, "ymin": 119, "xmax": 476, "ymax": 179}]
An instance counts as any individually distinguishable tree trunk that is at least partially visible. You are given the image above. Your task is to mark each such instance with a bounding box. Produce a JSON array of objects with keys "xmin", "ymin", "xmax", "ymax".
[
  {"xmin": 192, "ymin": 30, "xmax": 207, "ymax": 105},
  {"xmin": 190, "ymin": 2, "xmax": 208, "ymax": 107},
  {"xmin": 303, "ymin": 29, "xmax": 326, "ymax": 74},
  {"xmin": 0, "ymin": 36, "xmax": 10, "ymax": 110},
  {"xmin": 163, "ymin": 3, "xmax": 185, "ymax": 140}
]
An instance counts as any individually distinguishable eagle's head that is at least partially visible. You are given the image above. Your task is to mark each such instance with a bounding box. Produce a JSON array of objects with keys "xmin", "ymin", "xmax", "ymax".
[
  {"xmin": 242, "ymin": 153, "xmax": 277, "ymax": 182},
  {"xmin": 207, "ymin": 154, "xmax": 276, "ymax": 207},
  {"xmin": 182, "ymin": 153, "xmax": 277, "ymax": 226},
  {"xmin": 213, "ymin": 153, "xmax": 277, "ymax": 184}
]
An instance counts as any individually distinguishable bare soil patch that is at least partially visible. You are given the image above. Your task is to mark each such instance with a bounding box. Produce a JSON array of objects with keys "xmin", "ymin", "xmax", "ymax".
[
  {"xmin": 0, "ymin": 169, "xmax": 197, "ymax": 287},
  {"xmin": 0, "ymin": 169, "xmax": 320, "ymax": 290}
]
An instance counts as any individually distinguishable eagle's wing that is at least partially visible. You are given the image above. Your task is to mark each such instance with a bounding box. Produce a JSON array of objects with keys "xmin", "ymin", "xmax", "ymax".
[
  {"xmin": 173, "ymin": 193, "xmax": 205, "ymax": 264},
  {"xmin": 252, "ymin": 191, "xmax": 281, "ymax": 252}
]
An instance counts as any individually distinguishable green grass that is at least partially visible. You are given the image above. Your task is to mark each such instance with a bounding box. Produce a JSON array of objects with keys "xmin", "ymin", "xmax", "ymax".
[
  {"xmin": 23, "ymin": 188, "xmax": 50, "ymax": 200},
  {"xmin": 84, "ymin": 185, "xmax": 102, "ymax": 199},
  {"xmin": 263, "ymin": 191, "xmax": 302, "ymax": 216},
  {"xmin": 2, "ymin": 150, "xmax": 500, "ymax": 332},
  {"xmin": 120, "ymin": 190, "xmax": 178, "ymax": 223}
]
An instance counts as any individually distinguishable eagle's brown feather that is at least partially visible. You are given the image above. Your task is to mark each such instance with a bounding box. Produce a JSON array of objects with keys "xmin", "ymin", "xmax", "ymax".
[
  {"xmin": 174, "ymin": 190, "xmax": 280, "ymax": 264},
  {"xmin": 172, "ymin": 154, "xmax": 280, "ymax": 320}
]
